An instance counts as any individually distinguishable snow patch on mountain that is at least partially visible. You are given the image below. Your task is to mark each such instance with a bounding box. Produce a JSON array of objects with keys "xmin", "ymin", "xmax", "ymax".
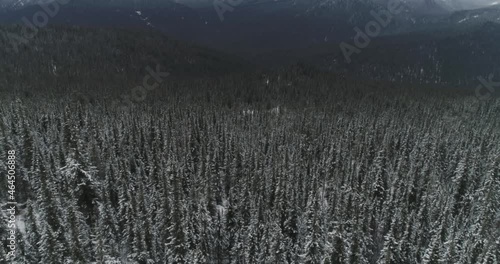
[{"xmin": 133, "ymin": 9, "xmax": 154, "ymax": 28}]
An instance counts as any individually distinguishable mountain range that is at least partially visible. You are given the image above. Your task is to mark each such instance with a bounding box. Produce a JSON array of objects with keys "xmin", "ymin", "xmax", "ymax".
[
  {"xmin": 0, "ymin": 0, "xmax": 498, "ymax": 10},
  {"xmin": 1, "ymin": 0, "xmax": 499, "ymax": 86}
]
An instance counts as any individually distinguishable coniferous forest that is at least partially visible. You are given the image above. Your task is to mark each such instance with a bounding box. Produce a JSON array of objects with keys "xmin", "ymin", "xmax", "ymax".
[
  {"xmin": 0, "ymin": 23, "xmax": 499, "ymax": 264},
  {"xmin": 1, "ymin": 71, "xmax": 499, "ymax": 263}
]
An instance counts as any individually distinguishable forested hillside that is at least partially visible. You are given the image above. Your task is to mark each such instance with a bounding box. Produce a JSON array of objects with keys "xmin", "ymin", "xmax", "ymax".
[
  {"xmin": 316, "ymin": 22, "xmax": 500, "ymax": 87},
  {"xmin": 1, "ymin": 69, "xmax": 499, "ymax": 263},
  {"xmin": 0, "ymin": 24, "xmax": 250, "ymax": 94}
]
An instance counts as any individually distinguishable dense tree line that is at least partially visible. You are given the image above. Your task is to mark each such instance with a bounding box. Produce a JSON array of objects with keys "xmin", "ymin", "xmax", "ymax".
[{"xmin": 0, "ymin": 72, "xmax": 499, "ymax": 263}]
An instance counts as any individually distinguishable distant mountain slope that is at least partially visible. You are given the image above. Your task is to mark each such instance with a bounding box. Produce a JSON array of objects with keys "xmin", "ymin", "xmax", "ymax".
[
  {"xmin": 392, "ymin": 4, "xmax": 500, "ymax": 34},
  {"xmin": 0, "ymin": 0, "xmax": 181, "ymax": 9},
  {"xmin": 0, "ymin": 0, "xmax": 428, "ymax": 56},
  {"xmin": 1, "ymin": 0, "xmax": 498, "ymax": 88},
  {"xmin": 312, "ymin": 21, "xmax": 500, "ymax": 87},
  {"xmin": 0, "ymin": 24, "xmax": 250, "ymax": 91},
  {"xmin": 2, "ymin": 0, "xmax": 493, "ymax": 56},
  {"xmin": 447, "ymin": 4, "xmax": 500, "ymax": 26},
  {"xmin": 0, "ymin": 0, "xmax": 43, "ymax": 9}
]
